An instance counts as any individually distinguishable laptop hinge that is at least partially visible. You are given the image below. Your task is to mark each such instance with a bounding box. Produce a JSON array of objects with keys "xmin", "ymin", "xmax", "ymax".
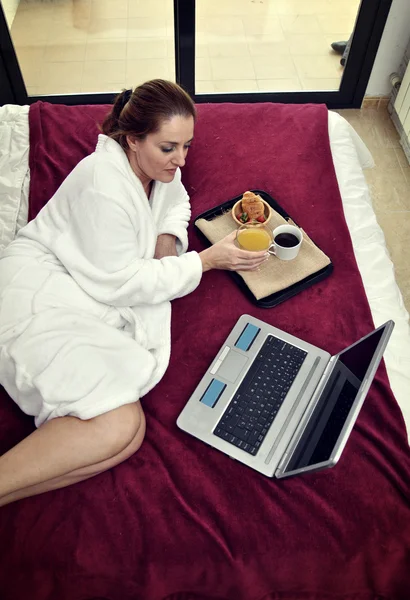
[{"xmin": 276, "ymin": 355, "xmax": 338, "ymax": 474}]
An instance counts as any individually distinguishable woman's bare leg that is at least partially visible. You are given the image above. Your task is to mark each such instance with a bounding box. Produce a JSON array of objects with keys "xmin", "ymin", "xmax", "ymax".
[
  {"xmin": 0, "ymin": 402, "xmax": 145, "ymax": 508},
  {"xmin": 0, "ymin": 423, "xmax": 145, "ymax": 507}
]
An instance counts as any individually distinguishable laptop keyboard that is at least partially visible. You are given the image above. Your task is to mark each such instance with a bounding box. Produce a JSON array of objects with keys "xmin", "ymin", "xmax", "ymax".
[{"xmin": 213, "ymin": 335, "xmax": 307, "ymax": 456}]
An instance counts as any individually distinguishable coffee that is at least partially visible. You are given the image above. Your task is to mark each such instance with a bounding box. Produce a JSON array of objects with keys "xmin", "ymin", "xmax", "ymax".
[{"xmin": 274, "ymin": 232, "xmax": 299, "ymax": 248}]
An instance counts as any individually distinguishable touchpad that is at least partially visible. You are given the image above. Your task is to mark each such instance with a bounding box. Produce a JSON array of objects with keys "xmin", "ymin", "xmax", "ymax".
[{"xmin": 217, "ymin": 350, "xmax": 248, "ymax": 383}]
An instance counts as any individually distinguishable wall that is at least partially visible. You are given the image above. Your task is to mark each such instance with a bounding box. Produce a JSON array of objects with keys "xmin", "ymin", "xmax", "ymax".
[
  {"xmin": 366, "ymin": 0, "xmax": 410, "ymax": 96},
  {"xmin": 1, "ymin": 0, "xmax": 20, "ymax": 28}
]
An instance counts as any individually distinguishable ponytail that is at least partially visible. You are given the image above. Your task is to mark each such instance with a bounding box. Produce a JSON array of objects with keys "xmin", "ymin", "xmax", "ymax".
[{"xmin": 101, "ymin": 88, "xmax": 132, "ymax": 144}]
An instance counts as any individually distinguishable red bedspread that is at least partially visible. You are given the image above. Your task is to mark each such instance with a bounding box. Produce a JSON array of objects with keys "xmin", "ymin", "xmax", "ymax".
[{"xmin": 0, "ymin": 101, "xmax": 409, "ymax": 600}]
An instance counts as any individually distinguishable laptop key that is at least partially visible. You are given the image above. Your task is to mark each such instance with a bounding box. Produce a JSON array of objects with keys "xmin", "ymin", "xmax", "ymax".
[
  {"xmin": 233, "ymin": 426, "xmax": 247, "ymax": 441},
  {"xmin": 248, "ymin": 430, "xmax": 260, "ymax": 445},
  {"xmin": 214, "ymin": 428, "xmax": 231, "ymax": 441},
  {"xmin": 242, "ymin": 429, "xmax": 251, "ymax": 440}
]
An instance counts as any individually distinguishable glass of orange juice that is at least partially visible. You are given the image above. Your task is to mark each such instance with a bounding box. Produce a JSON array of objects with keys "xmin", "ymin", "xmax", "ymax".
[{"xmin": 236, "ymin": 223, "xmax": 273, "ymax": 252}]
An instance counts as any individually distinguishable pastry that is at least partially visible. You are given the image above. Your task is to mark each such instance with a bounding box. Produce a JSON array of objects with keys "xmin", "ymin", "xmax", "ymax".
[{"xmin": 241, "ymin": 191, "xmax": 265, "ymax": 221}]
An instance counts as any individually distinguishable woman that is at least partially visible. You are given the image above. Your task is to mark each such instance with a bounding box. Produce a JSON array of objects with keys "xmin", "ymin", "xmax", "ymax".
[{"xmin": 0, "ymin": 80, "xmax": 268, "ymax": 507}]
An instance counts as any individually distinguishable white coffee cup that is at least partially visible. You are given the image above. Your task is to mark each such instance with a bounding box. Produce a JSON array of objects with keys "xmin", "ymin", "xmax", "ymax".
[{"xmin": 268, "ymin": 224, "xmax": 302, "ymax": 261}]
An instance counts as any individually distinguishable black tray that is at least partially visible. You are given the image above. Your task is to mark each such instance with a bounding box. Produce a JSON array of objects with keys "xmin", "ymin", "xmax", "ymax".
[{"xmin": 194, "ymin": 189, "xmax": 333, "ymax": 308}]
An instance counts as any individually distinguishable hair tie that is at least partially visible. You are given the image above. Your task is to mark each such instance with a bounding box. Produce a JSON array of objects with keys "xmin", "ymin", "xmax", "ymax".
[{"xmin": 123, "ymin": 88, "xmax": 132, "ymax": 105}]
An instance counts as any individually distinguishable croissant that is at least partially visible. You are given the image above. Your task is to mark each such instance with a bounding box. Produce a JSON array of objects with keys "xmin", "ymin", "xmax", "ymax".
[{"xmin": 241, "ymin": 191, "xmax": 265, "ymax": 220}]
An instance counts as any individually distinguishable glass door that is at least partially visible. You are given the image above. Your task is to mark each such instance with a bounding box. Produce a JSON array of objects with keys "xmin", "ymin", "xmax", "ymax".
[
  {"xmin": 195, "ymin": 0, "xmax": 359, "ymax": 95},
  {"xmin": 1, "ymin": 0, "xmax": 175, "ymax": 98},
  {"xmin": 190, "ymin": 0, "xmax": 393, "ymax": 107}
]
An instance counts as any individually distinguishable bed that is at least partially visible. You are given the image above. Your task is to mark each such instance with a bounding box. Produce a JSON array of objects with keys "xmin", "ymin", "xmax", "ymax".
[{"xmin": 0, "ymin": 101, "xmax": 409, "ymax": 600}]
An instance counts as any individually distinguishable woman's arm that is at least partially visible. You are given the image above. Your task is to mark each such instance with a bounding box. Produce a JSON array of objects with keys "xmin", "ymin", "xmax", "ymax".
[
  {"xmin": 52, "ymin": 188, "xmax": 267, "ymax": 307},
  {"xmin": 155, "ymin": 172, "xmax": 191, "ymax": 255},
  {"xmin": 54, "ymin": 191, "xmax": 202, "ymax": 307},
  {"xmin": 154, "ymin": 234, "xmax": 178, "ymax": 259}
]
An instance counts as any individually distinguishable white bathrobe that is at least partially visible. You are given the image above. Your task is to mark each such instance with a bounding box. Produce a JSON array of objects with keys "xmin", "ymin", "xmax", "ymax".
[{"xmin": 0, "ymin": 134, "xmax": 203, "ymax": 426}]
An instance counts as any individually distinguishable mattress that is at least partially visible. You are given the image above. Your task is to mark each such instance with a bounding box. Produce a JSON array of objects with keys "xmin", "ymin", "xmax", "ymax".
[{"xmin": 0, "ymin": 103, "xmax": 409, "ymax": 440}]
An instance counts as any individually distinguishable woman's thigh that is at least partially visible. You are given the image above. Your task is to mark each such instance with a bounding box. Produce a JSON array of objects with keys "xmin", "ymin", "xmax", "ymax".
[{"xmin": 69, "ymin": 401, "xmax": 147, "ymax": 477}]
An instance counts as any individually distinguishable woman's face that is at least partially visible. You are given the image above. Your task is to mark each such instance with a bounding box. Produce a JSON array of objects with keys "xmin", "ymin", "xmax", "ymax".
[{"xmin": 127, "ymin": 115, "xmax": 194, "ymax": 184}]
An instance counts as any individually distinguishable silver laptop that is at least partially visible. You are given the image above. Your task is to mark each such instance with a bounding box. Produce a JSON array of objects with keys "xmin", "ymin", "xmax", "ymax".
[{"xmin": 177, "ymin": 315, "xmax": 394, "ymax": 478}]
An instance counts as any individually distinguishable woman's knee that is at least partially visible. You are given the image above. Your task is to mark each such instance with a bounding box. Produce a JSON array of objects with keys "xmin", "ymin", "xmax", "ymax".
[{"xmin": 88, "ymin": 402, "xmax": 145, "ymax": 460}]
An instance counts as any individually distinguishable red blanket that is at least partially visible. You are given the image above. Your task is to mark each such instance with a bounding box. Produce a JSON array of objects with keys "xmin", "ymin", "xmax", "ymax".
[{"xmin": 0, "ymin": 101, "xmax": 409, "ymax": 600}]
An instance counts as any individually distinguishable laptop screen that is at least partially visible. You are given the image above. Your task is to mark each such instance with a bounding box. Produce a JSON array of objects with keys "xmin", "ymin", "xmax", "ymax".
[{"xmin": 284, "ymin": 325, "xmax": 387, "ymax": 473}]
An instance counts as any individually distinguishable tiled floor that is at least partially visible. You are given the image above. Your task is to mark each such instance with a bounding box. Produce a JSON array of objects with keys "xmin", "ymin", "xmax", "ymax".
[
  {"xmin": 337, "ymin": 101, "xmax": 410, "ymax": 314},
  {"xmin": 7, "ymin": 0, "xmax": 359, "ymax": 95}
]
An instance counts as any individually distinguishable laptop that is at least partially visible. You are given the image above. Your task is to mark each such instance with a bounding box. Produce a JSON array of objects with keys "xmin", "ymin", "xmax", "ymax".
[{"xmin": 177, "ymin": 315, "xmax": 394, "ymax": 478}]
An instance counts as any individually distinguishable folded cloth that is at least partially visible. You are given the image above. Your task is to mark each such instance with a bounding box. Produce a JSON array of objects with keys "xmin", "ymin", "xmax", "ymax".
[{"xmin": 196, "ymin": 208, "xmax": 331, "ymax": 300}]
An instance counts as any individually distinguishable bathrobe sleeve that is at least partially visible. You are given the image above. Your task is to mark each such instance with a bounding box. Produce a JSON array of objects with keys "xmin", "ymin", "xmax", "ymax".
[{"xmin": 54, "ymin": 187, "xmax": 203, "ymax": 307}]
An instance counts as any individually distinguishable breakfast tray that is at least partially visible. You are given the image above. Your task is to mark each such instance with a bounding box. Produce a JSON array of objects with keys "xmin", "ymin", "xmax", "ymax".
[{"xmin": 194, "ymin": 189, "xmax": 333, "ymax": 308}]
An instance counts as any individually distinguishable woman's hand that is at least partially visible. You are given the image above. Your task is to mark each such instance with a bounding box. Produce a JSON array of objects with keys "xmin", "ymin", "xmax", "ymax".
[{"xmin": 199, "ymin": 231, "xmax": 268, "ymax": 273}]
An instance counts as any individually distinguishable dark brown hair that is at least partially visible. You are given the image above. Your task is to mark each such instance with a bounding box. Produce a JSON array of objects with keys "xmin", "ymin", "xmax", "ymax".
[{"xmin": 101, "ymin": 79, "xmax": 196, "ymax": 150}]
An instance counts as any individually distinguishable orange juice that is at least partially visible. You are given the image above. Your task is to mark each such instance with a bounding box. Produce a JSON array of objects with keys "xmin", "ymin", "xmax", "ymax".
[{"xmin": 237, "ymin": 227, "xmax": 272, "ymax": 251}]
